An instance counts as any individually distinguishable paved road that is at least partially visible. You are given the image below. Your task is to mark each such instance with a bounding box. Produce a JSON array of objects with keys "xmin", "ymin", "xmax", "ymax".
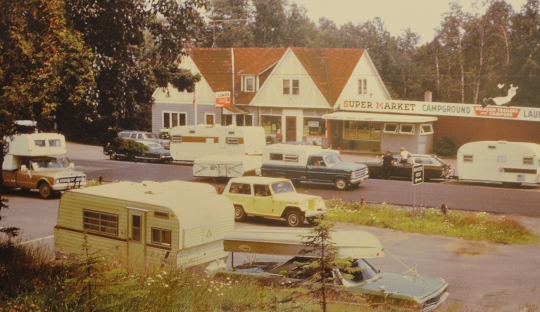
[{"xmin": 2, "ymin": 143, "xmax": 540, "ymax": 311}]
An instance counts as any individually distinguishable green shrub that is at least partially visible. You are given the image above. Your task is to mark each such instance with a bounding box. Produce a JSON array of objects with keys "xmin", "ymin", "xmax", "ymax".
[{"xmin": 433, "ymin": 136, "xmax": 457, "ymax": 156}]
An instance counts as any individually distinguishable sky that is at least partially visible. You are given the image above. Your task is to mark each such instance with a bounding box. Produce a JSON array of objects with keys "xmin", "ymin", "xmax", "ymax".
[{"xmin": 290, "ymin": 0, "xmax": 529, "ymax": 44}]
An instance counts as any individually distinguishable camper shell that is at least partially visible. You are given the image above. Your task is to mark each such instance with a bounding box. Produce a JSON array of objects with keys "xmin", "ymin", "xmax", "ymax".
[
  {"xmin": 54, "ymin": 181, "xmax": 234, "ymax": 268},
  {"xmin": 169, "ymin": 125, "xmax": 266, "ymax": 162},
  {"xmin": 259, "ymin": 144, "xmax": 369, "ymax": 190},
  {"xmin": 457, "ymin": 141, "xmax": 540, "ymax": 186},
  {"xmin": 2, "ymin": 133, "xmax": 86, "ymax": 199}
]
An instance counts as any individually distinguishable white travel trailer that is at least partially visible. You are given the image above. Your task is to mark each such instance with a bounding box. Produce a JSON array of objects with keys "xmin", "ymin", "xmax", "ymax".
[
  {"xmin": 169, "ymin": 125, "xmax": 266, "ymax": 162},
  {"xmin": 55, "ymin": 180, "xmax": 234, "ymax": 268},
  {"xmin": 193, "ymin": 155, "xmax": 262, "ymax": 178},
  {"xmin": 457, "ymin": 141, "xmax": 540, "ymax": 186}
]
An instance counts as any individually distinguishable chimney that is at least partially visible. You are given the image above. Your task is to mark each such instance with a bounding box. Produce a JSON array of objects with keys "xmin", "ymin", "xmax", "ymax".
[
  {"xmin": 285, "ymin": 38, "xmax": 294, "ymax": 47},
  {"xmin": 424, "ymin": 90, "xmax": 432, "ymax": 102}
]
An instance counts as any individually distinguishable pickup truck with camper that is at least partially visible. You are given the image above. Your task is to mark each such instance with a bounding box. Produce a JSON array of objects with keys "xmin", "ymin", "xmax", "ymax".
[
  {"xmin": 2, "ymin": 132, "xmax": 86, "ymax": 199},
  {"xmin": 221, "ymin": 176, "xmax": 327, "ymax": 227},
  {"xmin": 457, "ymin": 141, "xmax": 540, "ymax": 186},
  {"xmin": 258, "ymin": 144, "xmax": 369, "ymax": 190}
]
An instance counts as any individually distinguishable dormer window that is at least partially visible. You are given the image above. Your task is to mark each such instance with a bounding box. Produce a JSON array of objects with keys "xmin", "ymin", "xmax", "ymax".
[{"xmin": 244, "ymin": 76, "xmax": 255, "ymax": 92}]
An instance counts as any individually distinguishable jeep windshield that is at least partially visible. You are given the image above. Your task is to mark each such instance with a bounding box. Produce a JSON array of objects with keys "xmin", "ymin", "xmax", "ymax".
[
  {"xmin": 323, "ymin": 154, "xmax": 343, "ymax": 167},
  {"xmin": 270, "ymin": 181, "xmax": 295, "ymax": 194},
  {"xmin": 31, "ymin": 156, "xmax": 70, "ymax": 170}
]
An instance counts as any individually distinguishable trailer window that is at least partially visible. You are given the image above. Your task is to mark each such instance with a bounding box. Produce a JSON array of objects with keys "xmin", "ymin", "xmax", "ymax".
[
  {"xmin": 154, "ymin": 210, "xmax": 169, "ymax": 219},
  {"xmin": 270, "ymin": 153, "xmax": 283, "ymax": 161},
  {"xmin": 34, "ymin": 140, "xmax": 46, "ymax": 147},
  {"xmin": 399, "ymin": 124, "xmax": 415, "ymax": 135},
  {"xmin": 152, "ymin": 228, "xmax": 171, "ymax": 246},
  {"xmin": 463, "ymin": 155, "xmax": 473, "ymax": 163},
  {"xmin": 83, "ymin": 210, "xmax": 118, "ymax": 236},
  {"xmin": 227, "ymin": 138, "xmax": 239, "ymax": 145},
  {"xmin": 284, "ymin": 154, "xmax": 299, "ymax": 162},
  {"xmin": 523, "ymin": 157, "xmax": 534, "ymax": 165},
  {"xmin": 49, "ymin": 139, "xmax": 61, "ymax": 147},
  {"xmin": 132, "ymin": 215, "xmax": 141, "ymax": 243},
  {"xmin": 383, "ymin": 123, "xmax": 398, "ymax": 134},
  {"xmin": 171, "ymin": 135, "xmax": 182, "ymax": 143},
  {"xmin": 420, "ymin": 124, "xmax": 433, "ymax": 135}
]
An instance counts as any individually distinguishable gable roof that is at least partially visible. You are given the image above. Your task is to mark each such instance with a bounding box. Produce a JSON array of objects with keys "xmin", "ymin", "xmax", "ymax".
[
  {"xmin": 188, "ymin": 47, "xmax": 365, "ymax": 107},
  {"xmin": 291, "ymin": 48, "xmax": 364, "ymax": 107}
]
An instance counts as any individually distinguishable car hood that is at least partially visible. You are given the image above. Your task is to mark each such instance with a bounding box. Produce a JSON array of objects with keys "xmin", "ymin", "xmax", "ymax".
[
  {"xmin": 358, "ymin": 272, "xmax": 448, "ymax": 301},
  {"xmin": 274, "ymin": 192, "xmax": 322, "ymax": 202},
  {"xmin": 328, "ymin": 163, "xmax": 368, "ymax": 170}
]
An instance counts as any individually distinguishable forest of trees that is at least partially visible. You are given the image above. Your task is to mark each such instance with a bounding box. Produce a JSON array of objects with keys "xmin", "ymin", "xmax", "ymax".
[{"xmin": 2, "ymin": 0, "xmax": 540, "ymax": 146}]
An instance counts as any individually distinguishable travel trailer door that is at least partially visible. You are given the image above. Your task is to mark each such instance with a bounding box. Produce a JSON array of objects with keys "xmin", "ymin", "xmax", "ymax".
[{"xmin": 127, "ymin": 207, "xmax": 147, "ymax": 265}]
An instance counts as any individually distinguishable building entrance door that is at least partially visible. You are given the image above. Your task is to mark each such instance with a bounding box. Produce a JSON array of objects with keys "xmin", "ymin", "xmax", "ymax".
[{"xmin": 286, "ymin": 116, "xmax": 296, "ymax": 142}]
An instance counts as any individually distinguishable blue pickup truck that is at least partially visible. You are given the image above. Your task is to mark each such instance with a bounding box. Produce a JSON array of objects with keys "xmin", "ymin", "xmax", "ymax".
[{"xmin": 258, "ymin": 144, "xmax": 369, "ymax": 190}]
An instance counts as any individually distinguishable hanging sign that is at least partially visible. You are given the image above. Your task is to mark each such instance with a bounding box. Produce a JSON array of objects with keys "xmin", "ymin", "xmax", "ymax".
[{"xmin": 215, "ymin": 91, "xmax": 231, "ymax": 108}]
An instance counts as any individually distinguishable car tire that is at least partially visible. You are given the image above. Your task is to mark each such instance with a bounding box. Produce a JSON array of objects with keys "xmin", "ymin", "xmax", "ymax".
[
  {"xmin": 234, "ymin": 205, "xmax": 247, "ymax": 221},
  {"xmin": 286, "ymin": 211, "xmax": 305, "ymax": 227},
  {"xmin": 109, "ymin": 152, "xmax": 117, "ymax": 160},
  {"xmin": 334, "ymin": 178, "xmax": 348, "ymax": 190},
  {"xmin": 38, "ymin": 182, "xmax": 53, "ymax": 199}
]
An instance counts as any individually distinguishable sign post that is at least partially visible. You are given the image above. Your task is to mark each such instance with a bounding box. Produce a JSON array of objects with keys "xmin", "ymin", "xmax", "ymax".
[{"xmin": 412, "ymin": 164, "xmax": 424, "ymax": 220}]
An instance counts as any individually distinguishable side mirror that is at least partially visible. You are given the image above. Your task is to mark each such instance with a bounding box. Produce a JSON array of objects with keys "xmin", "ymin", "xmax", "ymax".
[{"xmin": 20, "ymin": 165, "xmax": 27, "ymax": 172}]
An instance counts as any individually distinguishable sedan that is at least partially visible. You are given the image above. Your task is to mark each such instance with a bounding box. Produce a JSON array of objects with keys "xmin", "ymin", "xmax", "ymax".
[
  {"xmin": 109, "ymin": 140, "xmax": 173, "ymax": 163},
  {"xmin": 220, "ymin": 256, "xmax": 449, "ymax": 311},
  {"xmin": 357, "ymin": 154, "xmax": 451, "ymax": 181}
]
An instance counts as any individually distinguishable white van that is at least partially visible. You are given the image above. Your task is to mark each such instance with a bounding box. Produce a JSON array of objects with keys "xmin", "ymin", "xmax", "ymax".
[
  {"xmin": 457, "ymin": 141, "xmax": 540, "ymax": 186},
  {"xmin": 169, "ymin": 125, "xmax": 266, "ymax": 162}
]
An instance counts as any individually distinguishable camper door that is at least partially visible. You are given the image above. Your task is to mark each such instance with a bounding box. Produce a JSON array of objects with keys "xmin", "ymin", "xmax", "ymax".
[{"xmin": 127, "ymin": 207, "xmax": 147, "ymax": 265}]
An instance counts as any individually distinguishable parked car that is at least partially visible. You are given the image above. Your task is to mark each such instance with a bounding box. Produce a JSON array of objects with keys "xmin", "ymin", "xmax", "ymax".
[
  {"xmin": 357, "ymin": 154, "xmax": 451, "ymax": 181},
  {"xmin": 217, "ymin": 227, "xmax": 450, "ymax": 312},
  {"xmin": 224, "ymin": 256, "xmax": 449, "ymax": 311},
  {"xmin": 118, "ymin": 130, "xmax": 170, "ymax": 149},
  {"xmin": 109, "ymin": 139, "xmax": 173, "ymax": 163},
  {"xmin": 221, "ymin": 176, "xmax": 327, "ymax": 227}
]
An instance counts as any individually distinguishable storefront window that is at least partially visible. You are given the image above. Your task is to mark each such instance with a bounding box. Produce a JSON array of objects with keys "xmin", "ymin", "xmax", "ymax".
[
  {"xmin": 303, "ymin": 118, "xmax": 325, "ymax": 136},
  {"xmin": 261, "ymin": 115, "xmax": 281, "ymax": 134},
  {"xmin": 343, "ymin": 121, "xmax": 381, "ymax": 141}
]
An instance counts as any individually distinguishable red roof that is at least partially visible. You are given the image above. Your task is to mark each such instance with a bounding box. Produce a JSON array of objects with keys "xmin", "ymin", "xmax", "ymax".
[{"xmin": 189, "ymin": 47, "xmax": 364, "ymax": 107}]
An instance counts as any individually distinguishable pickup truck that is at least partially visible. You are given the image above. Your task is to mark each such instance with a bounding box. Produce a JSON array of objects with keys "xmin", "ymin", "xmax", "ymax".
[
  {"xmin": 258, "ymin": 144, "xmax": 369, "ymax": 190},
  {"xmin": 3, "ymin": 133, "xmax": 86, "ymax": 199}
]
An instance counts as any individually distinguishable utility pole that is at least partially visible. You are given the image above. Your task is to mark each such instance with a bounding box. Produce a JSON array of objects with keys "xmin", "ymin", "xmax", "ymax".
[{"xmin": 211, "ymin": 19, "xmax": 248, "ymax": 48}]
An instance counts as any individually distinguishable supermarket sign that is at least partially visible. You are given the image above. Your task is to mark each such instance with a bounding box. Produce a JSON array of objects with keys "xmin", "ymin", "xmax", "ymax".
[{"xmin": 340, "ymin": 99, "xmax": 540, "ymax": 122}]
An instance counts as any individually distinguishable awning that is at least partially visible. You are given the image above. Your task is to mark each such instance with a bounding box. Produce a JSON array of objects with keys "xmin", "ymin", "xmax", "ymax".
[
  {"xmin": 322, "ymin": 111, "xmax": 437, "ymax": 123},
  {"xmin": 223, "ymin": 103, "xmax": 248, "ymax": 115}
]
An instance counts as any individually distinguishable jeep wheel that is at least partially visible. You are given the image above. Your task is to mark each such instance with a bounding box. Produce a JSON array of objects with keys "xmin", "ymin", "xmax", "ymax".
[
  {"xmin": 39, "ymin": 182, "xmax": 53, "ymax": 199},
  {"xmin": 234, "ymin": 205, "xmax": 247, "ymax": 221},
  {"xmin": 109, "ymin": 152, "xmax": 117, "ymax": 160},
  {"xmin": 334, "ymin": 178, "xmax": 348, "ymax": 190},
  {"xmin": 286, "ymin": 211, "xmax": 304, "ymax": 227}
]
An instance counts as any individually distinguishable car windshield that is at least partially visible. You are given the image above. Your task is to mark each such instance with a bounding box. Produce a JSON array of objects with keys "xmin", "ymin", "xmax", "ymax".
[
  {"xmin": 32, "ymin": 157, "xmax": 70, "ymax": 170},
  {"xmin": 323, "ymin": 154, "xmax": 342, "ymax": 166},
  {"xmin": 341, "ymin": 259, "xmax": 379, "ymax": 285},
  {"xmin": 270, "ymin": 181, "xmax": 295, "ymax": 194}
]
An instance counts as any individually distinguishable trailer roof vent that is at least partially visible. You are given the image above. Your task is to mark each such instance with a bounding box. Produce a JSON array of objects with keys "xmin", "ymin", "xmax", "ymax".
[{"xmin": 498, "ymin": 141, "xmax": 508, "ymax": 144}]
